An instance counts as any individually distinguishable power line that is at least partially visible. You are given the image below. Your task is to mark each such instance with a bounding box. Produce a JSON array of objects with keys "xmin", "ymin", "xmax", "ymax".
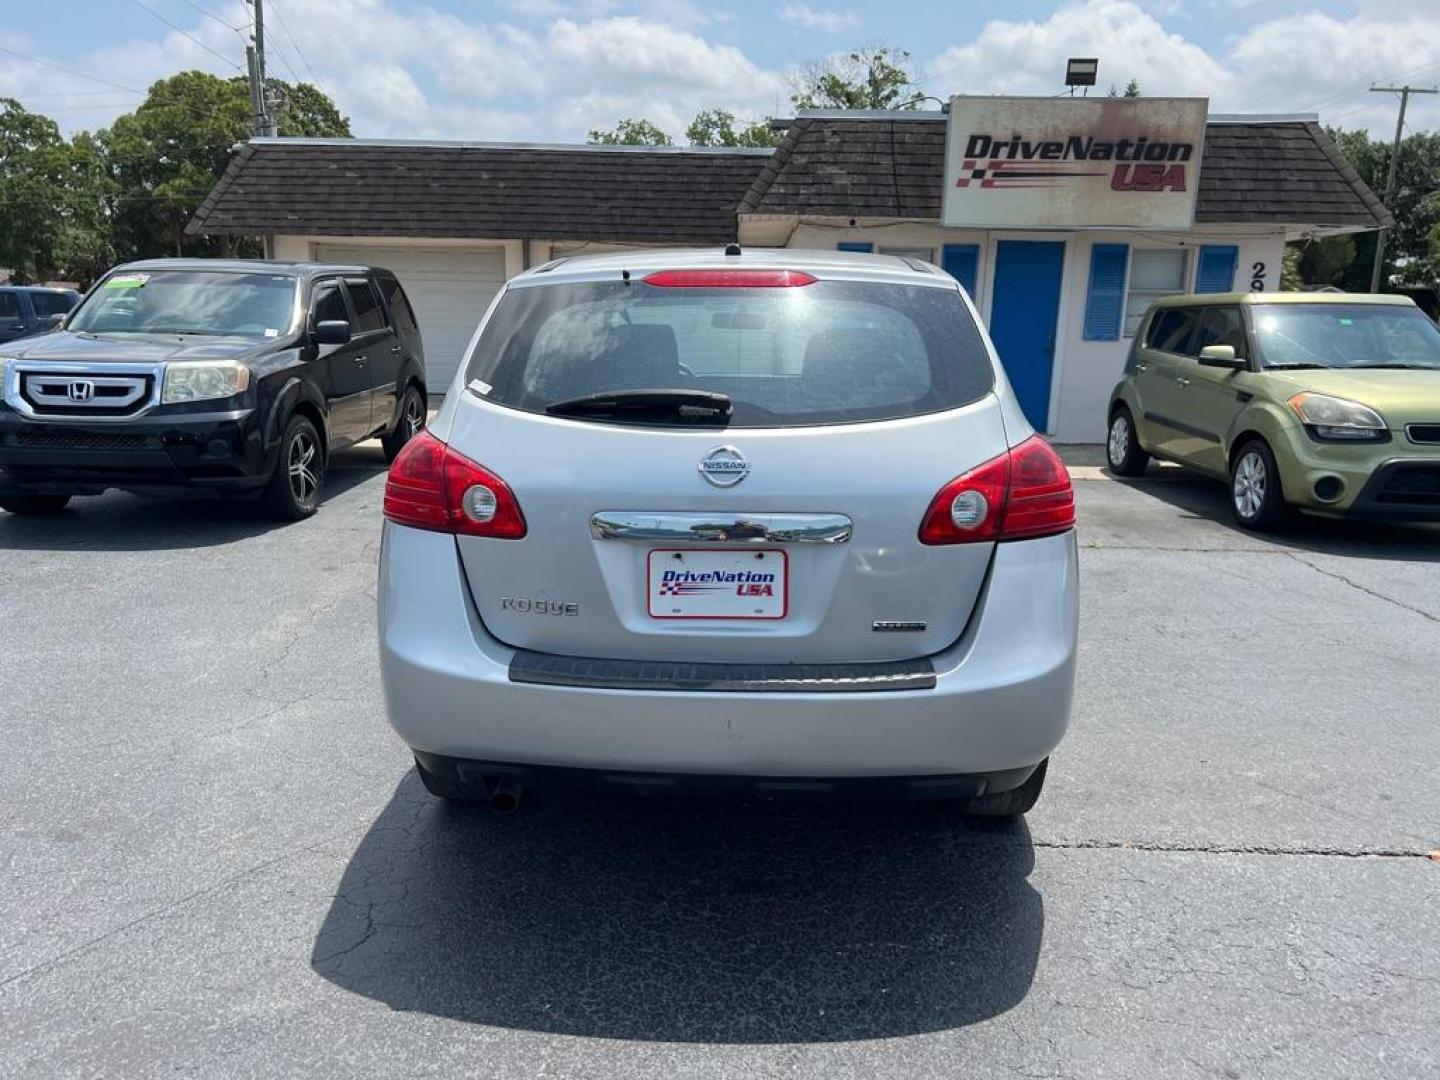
[
  {"xmin": 0, "ymin": 43, "xmax": 251, "ymax": 128},
  {"xmin": 1306, "ymin": 59, "xmax": 1440, "ymax": 116},
  {"xmin": 265, "ymin": 0, "xmax": 320, "ymax": 86},
  {"xmin": 0, "ymin": 43, "xmax": 137, "ymax": 93},
  {"xmin": 129, "ymin": 0, "xmax": 245, "ymax": 72},
  {"xmin": 172, "ymin": 0, "xmax": 247, "ymax": 33}
]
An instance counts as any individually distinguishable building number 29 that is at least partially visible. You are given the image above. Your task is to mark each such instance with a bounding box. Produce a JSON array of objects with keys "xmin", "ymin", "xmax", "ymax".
[{"xmin": 1250, "ymin": 261, "xmax": 1267, "ymax": 292}]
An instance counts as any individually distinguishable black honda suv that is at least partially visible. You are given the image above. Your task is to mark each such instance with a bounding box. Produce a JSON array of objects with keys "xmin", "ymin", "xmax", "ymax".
[{"xmin": 0, "ymin": 260, "xmax": 428, "ymax": 519}]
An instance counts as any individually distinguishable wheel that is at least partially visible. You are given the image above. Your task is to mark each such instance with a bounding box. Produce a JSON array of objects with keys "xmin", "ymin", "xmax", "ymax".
[
  {"xmin": 961, "ymin": 759, "xmax": 1047, "ymax": 818},
  {"xmin": 382, "ymin": 384, "xmax": 426, "ymax": 463},
  {"xmin": 1229, "ymin": 438, "xmax": 1291, "ymax": 531},
  {"xmin": 0, "ymin": 492, "xmax": 71, "ymax": 515},
  {"xmin": 261, "ymin": 413, "xmax": 324, "ymax": 520},
  {"xmin": 1106, "ymin": 407, "xmax": 1150, "ymax": 477},
  {"xmin": 413, "ymin": 757, "xmax": 484, "ymax": 803}
]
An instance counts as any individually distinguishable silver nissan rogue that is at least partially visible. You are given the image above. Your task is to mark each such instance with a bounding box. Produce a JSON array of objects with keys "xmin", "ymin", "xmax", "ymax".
[{"xmin": 378, "ymin": 248, "xmax": 1078, "ymax": 815}]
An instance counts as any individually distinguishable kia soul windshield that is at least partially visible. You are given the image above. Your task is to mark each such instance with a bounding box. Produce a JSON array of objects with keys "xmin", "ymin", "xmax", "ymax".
[
  {"xmin": 465, "ymin": 278, "xmax": 995, "ymax": 426},
  {"xmin": 68, "ymin": 270, "xmax": 299, "ymax": 339},
  {"xmin": 1252, "ymin": 303, "xmax": 1440, "ymax": 370}
]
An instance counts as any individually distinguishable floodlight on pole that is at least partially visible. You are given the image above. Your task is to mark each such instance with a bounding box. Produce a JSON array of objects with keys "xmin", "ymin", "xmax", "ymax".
[{"xmin": 1065, "ymin": 58, "xmax": 1098, "ymax": 97}]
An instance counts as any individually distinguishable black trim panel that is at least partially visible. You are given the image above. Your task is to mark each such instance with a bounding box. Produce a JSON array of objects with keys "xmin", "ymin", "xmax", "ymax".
[
  {"xmin": 509, "ymin": 649, "xmax": 937, "ymax": 693},
  {"xmin": 414, "ymin": 751, "xmax": 1041, "ymax": 800},
  {"xmin": 1143, "ymin": 411, "xmax": 1222, "ymax": 444}
]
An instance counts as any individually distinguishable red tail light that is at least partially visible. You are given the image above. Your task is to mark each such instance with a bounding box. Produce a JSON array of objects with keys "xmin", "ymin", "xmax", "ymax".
[
  {"xmin": 919, "ymin": 436, "xmax": 1074, "ymax": 545},
  {"xmin": 383, "ymin": 430, "xmax": 526, "ymax": 538},
  {"xmin": 641, "ymin": 269, "xmax": 817, "ymax": 288}
]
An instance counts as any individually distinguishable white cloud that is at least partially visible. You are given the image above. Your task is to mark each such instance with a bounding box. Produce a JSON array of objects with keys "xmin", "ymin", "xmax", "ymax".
[
  {"xmin": 1228, "ymin": 7, "xmax": 1440, "ymax": 129},
  {"xmin": 3, "ymin": 0, "xmax": 1434, "ymax": 145},
  {"xmin": 922, "ymin": 0, "xmax": 1440, "ymax": 134},
  {"xmin": 778, "ymin": 3, "xmax": 860, "ymax": 34},
  {"xmin": 925, "ymin": 0, "xmax": 1230, "ymax": 101}
]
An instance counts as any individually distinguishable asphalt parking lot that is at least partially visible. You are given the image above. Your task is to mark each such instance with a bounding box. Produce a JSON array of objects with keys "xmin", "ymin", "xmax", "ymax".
[{"xmin": 2, "ymin": 450, "xmax": 1438, "ymax": 1079}]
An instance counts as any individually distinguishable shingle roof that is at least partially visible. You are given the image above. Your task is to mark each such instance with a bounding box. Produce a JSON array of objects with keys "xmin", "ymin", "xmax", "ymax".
[
  {"xmin": 189, "ymin": 117, "xmax": 1390, "ymax": 243},
  {"xmin": 740, "ymin": 115, "xmax": 1392, "ymax": 229},
  {"xmin": 187, "ymin": 139, "xmax": 772, "ymax": 244}
]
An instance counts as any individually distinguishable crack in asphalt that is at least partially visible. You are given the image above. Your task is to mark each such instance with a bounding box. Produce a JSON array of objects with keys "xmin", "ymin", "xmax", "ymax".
[
  {"xmin": 1285, "ymin": 552, "xmax": 1440, "ymax": 623},
  {"xmin": 1030, "ymin": 838, "xmax": 1431, "ymax": 858}
]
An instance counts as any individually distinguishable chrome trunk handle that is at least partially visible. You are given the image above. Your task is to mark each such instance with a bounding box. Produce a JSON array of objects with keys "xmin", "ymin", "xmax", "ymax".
[{"xmin": 590, "ymin": 511, "xmax": 853, "ymax": 545}]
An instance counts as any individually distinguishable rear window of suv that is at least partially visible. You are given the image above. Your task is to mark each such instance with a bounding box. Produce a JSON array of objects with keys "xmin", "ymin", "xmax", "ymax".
[{"xmin": 464, "ymin": 278, "xmax": 994, "ymax": 427}]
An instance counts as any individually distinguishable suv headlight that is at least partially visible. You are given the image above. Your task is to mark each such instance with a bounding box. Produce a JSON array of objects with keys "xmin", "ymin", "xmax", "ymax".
[
  {"xmin": 1287, "ymin": 392, "xmax": 1387, "ymax": 441},
  {"xmin": 161, "ymin": 362, "xmax": 250, "ymax": 404}
]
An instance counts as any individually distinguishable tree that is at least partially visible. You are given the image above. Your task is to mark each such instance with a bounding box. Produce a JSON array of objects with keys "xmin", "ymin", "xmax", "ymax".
[
  {"xmin": 685, "ymin": 110, "xmax": 782, "ymax": 148},
  {"xmin": 1107, "ymin": 80, "xmax": 1142, "ymax": 98},
  {"xmin": 1297, "ymin": 234, "xmax": 1357, "ymax": 287},
  {"xmin": 102, "ymin": 70, "xmax": 351, "ymax": 261},
  {"xmin": 54, "ymin": 131, "xmax": 116, "ymax": 286},
  {"xmin": 1281, "ymin": 243, "xmax": 1303, "ymax": 291},
  {"xmin": 587, "ymin": 118, "xmax": 672, "ymax": 146},
  {"xmin": 0, "ymin": 99, "xmax": 76, "ymax": 281},
  {"xmin": 790, "ymin": 47, "xmax": 925, "ymax": 111},
  {"xmin": 1328, "ymin": 126, "xmax": 1440, "ymax": 287}
]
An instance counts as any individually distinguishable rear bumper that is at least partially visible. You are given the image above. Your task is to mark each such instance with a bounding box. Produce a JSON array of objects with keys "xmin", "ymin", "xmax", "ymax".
[
  {"xmin": 378, "ymin": 523, "xmax": 1079, "ymax": 779},
  {"xmin": 0, "ymin": 409, "xmax": 269, "ymax": 494}
]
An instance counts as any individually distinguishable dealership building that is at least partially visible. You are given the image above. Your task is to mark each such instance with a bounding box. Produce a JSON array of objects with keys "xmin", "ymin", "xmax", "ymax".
[{"xmin": 189, "ymin": 98, "xmax": 1390, "ymax": 442}]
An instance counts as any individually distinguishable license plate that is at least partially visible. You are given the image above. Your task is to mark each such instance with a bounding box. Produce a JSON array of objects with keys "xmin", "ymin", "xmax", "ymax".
[{"xmin": 647, "ymin": 549, "xmax": 788, "ymax": 620}]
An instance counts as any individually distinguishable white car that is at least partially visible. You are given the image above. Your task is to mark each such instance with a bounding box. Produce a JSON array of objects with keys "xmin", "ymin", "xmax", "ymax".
[{"xmin": 378, "ymin": 248, "xmax": 1078, "ymax": 815}]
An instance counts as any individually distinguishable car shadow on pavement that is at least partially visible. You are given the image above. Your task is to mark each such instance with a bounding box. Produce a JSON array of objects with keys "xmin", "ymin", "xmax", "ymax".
[
  {"xmin": 1107, "ymin": 468, "xmax": 1440, "ymax": 561},
  {"xmin": 311, "ymin": 771, "xmax": 1043, "ymax": 1043},
  {"xmin": 0, "ymin": 447, "xmax": 388, "ymax": 552}
]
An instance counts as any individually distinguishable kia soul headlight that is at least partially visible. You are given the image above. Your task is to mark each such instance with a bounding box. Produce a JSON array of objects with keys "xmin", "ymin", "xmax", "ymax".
[
  {"xmin": 162, "ymin": 362, "xmax": 250, "ymax": 404},
  {"xmin": 1288, "ymin": 392, "xmax": 1387, "ymax": 441}
]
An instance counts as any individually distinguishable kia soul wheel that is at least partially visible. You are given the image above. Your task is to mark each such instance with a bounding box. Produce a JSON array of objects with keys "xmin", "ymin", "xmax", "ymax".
[
  {"xmin": 1230, "ymin": 439, "xmax": 1290, "ymax": 531},
  {"xmin": 1106, "ymin": 407, "xmax": 1150, "ymax": 477}
]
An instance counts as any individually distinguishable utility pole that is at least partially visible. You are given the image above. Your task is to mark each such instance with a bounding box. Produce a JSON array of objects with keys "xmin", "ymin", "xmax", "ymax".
[
  {"xmin": 246, "ymin": 0, "xmax": 277, "ymax": 137},
  {"xmin": 1368, "ymin": 84, "xmax": 1437, "ymax": 292}
]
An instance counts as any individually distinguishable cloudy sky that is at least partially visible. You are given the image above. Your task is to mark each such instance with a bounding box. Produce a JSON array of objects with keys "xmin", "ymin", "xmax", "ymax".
[{"xmin": 1, "ymin": 0, "xmax": 1437, "ymax": 142}]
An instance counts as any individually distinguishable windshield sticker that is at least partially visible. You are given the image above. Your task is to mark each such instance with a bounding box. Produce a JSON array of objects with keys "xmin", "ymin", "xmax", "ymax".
[
  {"xmin": 1338, "ymin": 318, "xmax": 1354, "ymax": 326},
  {"xmin": 468, "ymin": 378, "xmax": 493, "ymax": 396},
  {"xmin": 103, "ymin": 273, "xmax": 150, "ymax": 289},
  {"xmin": 264, "ymin": 328, "xmax": 279, "ymax": 337}
]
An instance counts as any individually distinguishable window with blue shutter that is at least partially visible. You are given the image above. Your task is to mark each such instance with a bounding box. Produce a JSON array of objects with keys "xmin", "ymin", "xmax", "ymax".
[
  {"xmin": 1195, "ymin": 245, "xmax": 1238, "ymax": 293},
  {"xmin": 1083, "ymin": 243, "xmax": 1129, "ymax": 341},
  {"xmin": 941, "ymin": 243, "xmax": 979, "ymax": 297},
  {"xmin": 836, "ymin": 242, "xmax": 873, "ymax": 253}
]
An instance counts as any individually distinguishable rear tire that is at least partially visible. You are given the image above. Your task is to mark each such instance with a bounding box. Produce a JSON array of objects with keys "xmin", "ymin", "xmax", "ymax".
[
  {"xmin": 0, "ymin": 492, "xmax": 71, "ymax": 515},
  {"xmin": 1229, "ymin": 438, "xmax": 1291, "ymax": 532},
  {"xmin": 261, "ymin": 414, "xmax": 324, "ymax": 521},
  {"xmin": 960, "ymin": 759, "xmax": 1047, "ymax": 818},
  {"xmin": 1106, "ymin": 406, "xmax": 1150, "ymax": 477},
  {"xmin": 382, "ymin": 384, "xmax": 426, "ymax": 463}
]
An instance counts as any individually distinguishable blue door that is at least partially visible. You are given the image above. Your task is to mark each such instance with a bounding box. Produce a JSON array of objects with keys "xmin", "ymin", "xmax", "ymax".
[{"xmin": 988, "ymin": 240, "xmax": 1065, "ymax": 431}]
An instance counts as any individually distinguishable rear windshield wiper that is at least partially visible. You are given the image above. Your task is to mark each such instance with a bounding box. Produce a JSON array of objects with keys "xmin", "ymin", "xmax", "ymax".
[{"xmin": 545, "ymin": 389, "xmax": 733, "ymax": 423}]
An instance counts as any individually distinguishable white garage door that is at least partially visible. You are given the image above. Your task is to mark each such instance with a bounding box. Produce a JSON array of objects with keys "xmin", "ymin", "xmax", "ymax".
[{"xmin": 314, "ymin": 245, "xmax": 506, "ymax": 391}]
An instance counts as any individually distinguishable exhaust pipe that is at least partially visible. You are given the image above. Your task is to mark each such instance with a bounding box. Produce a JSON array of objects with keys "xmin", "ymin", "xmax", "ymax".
[{"xmin": 488, "ymin": 776, "xmax": 523, "ymax": 813}]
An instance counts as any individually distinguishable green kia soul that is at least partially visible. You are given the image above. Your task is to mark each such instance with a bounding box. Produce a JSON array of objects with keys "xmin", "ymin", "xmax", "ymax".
[{"xmin": 1106, "ymin": 292, "xmax": 1440, "ymax": 529}]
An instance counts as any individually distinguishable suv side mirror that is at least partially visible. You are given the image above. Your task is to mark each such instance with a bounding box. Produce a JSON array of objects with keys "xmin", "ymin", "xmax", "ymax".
[
  {"xmin": 314, "ymin": 319, "xmax": 352, "ymax": 346},
  {"xmin": 42, "ymin": 313, "xmax": 66, "ymax": 330},
  {"xmin": 1198, "ymin": 344, "xmax": 1245, "ymax": 370}
]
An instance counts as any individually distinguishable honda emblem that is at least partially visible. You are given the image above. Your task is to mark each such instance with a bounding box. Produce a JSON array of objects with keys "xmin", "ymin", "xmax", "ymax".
[{"xmin": 67, "ymin": 380, "xmax": 95, "ymax": 402}]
